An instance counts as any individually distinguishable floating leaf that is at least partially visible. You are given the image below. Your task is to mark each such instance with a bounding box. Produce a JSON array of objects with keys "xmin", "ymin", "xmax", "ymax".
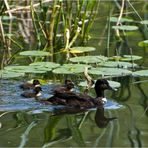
[
  {"xmin": 52, "ymin": 64, "xmax": 91, "ymax": 74},
  {"xmin": 138, "ymin": 40, "xmax": 148, "ymax": 47},
  {"xmin": 121, "ymin": 55, "xmax": 142, "ymax": 61},
  {"xmin": 79, "ymin": 80, "xmax": 121, "ymax": 88},
  {"xmin": 20, "ymin": 50, "xmax": 50, "ymax": 57},
  {"xmin": 4, "ymin": 65, "xmax": 50, "ymax": 74},
  {"xmin": 0, "ymin": 70, "xmax": 24, "ymax": 78},
  {"xmin": 110, "ymin": 17, "xmax": 133, "ymax": 23},
  {"xmin": 70, "ymin": 47, "xmax": 96, "ymax": 53},
  {"xmin": 30, "ymin": 62, "xmax": 60, "ymax": 69},
  {"xmin": 132, "ymin": 70, "xmax": 148, "ymax": 77},
  {"xmin": 112, "ymin": 25, "xmax": 138, "ymax": 31},
  {"xmin": 140, "ymin": 20, "xmax": 148, "ymax": 25},
  {"xmin": 69, "ymin": 55, "xmax": 108, "ymax": 64},
  {"xmin": 110, "ymin": 55, "xmax": 142, "ymax": 61},
  {"xmin": 88, "ymin": 67, "xmax": 132, "ymax": 76},
  {"xmin": 99, "ymin": 61, "xmax": 137, "ymax": 68}
]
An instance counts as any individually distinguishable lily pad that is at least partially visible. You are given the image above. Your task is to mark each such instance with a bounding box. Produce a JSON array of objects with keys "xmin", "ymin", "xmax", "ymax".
[
  {"xmin": 69, "ymin": 55, "xmax": 108, "ymax": 64},
  {"xmin": 140, "ymin": 20, "xmax": 148, "ymax": 25},
  {"xmin": 132, "ymin": 70, "xmax": 148, "ymax": 77},
  {"xmin": 0, "ymin": 70, "xmax": 25, "ymax": 78},
  {"xmin": 110, "ymin": 55, "xmax": 142, "ymax": 61},
  {"xmin": 4, "ymin": 65, "xmax": 50, "ymax": 74},
  {"xmin": 138, "ymin": 40, "xmax": 148, "ymax": 47},
  {"xmin": 52, "ymin": 64, "xmax": 91, "ymax": 74},
  {"xmin": 20, "ymin": 50, "xmax": 50, "ymax": 57},
  {"xmin": 30, "ymin": 62, "xmax": 60, "ymax": 69},
  {"xmin": 99, "ymin": 61, "xmax": 137, "ymax": 68},
  {"xmin": 88, "ymin": 67, "xmax": 132, "ymax": 76},
  {"xmin": 110, "ymin": 17, "xmax": 133, "ymax": 23},
  {"xmin": 70, "ymin": 47, "xmax": 96, "ymax": 53},
  {"xmin": 79, "ymin": 80, "xmax": 121, "ymax": 88},
  {"xmin": 112, "ymin": 25, "xmax": 138, "ymax": 31}
]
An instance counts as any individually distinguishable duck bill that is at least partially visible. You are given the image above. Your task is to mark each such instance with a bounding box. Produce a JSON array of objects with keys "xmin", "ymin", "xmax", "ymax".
[{"xmin": 108, "ymin": 85, "xmax": 117, "ymax": 91}]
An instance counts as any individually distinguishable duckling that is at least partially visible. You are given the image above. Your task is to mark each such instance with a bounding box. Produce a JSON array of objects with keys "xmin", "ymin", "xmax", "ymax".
[
  {"xmin": 53, "ymin": 79, "xmax": 75, "ymax": 94},
  {"xmin": 19, "ymin": 79, "xmax": 40, "ymax": 90},
  {"xmin": 44, "ymin": 79, "xmax": 115, "ymax": 108},
  {"xmin": 21, "ymin": 86, "xmax": 42, "ymax": 98}
]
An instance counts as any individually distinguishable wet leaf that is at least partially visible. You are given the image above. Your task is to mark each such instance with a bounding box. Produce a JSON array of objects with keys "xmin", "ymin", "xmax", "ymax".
[
  {"xmin": 110, "ymin": 17, "xmax": 133, "ymax": 23},
  {"xmin": 99, "ymin": 61, "xmax": 137, "ymax": 68},
  {"xmin": 52, "ymin": 64, "xmax": 91, "ymax": 74},
  {"xmin": 112, "ymin": 25, "xmax": 138, "ymax": 31},
  {"xmin": 69, "ymin": 55, "xmax": 108, "ymax": 64},
  {"xmin": 110, "ymin": 55, "xmax": 142, "ymax": 61},
  {"xmin": 138, "ymin": 40, "xmax": 148, "ymax": 47},
  {"xmin": 132, "ymin": 70, "xmax": 148, "ymax": 77},
  {"xmin": 30, "ymin": 62, "xmax": 60, "ymax": 69},
  {"xmin": 140, "ymin": 20, "xmax": 148, "ymax": 25},
  {"xmin": 79, "ymin": 80, "xmax": 121, "ymax": 88},
  {"xmin": 0, "ymin": 70, "xmax": 25, "ymax": 78},
  {"xmin": 20, "ymin": 50, "xmax": 50, "ymax": 57},
  {"xmin": 70, "ymin": 46, "xmax": 96, "ymax": 53},
  {"xmin": 88, "ymin": 67, "xmax": 132, "ymax": 76}
]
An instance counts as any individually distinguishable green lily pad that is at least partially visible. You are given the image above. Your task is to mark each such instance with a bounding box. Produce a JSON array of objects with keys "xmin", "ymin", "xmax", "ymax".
[
  {"xmin": 30, "ymin": 62, "xmax": 60, "ymax": 69},
  {"xmin": 132, "ymin": 70, "xmax": 148, "ymax": 77},
  {"xmin": 112, "ymin": 25, "xmax": 138, "ymax": 31},
  {"xmin": 99, "ymin": 61, "xmax": 137, "ymax": 68},
  {"xmin": 52, "ymin": 64, "xmax": 91, "ymax": 74},
  {"xmin": 4, "ymin": 65, "xmax": 50, "ymax": 74},
  {"xmin": 70, "ymin": 47, "xmax": 96, "ymax": 53},
  {"xmin": 110, "ymin": 55, "xmax": 142, "ymax": 61},
  {"xmin": 121, "ymin": 55, "xmax": 142, "ymax": 61},
  {"xmin": 138, "ymin": 40, "xmax": 148, "ymax": 47},
  {"xmin": 20, "ymin": 50, "xmax": 50, "ymax": 57},
  {"xmin": 0, "ymin": 70, "xmax": 25, "ymax": 78},
  {"xmin": 79, "ymin": 80, "xmax": 121, "ymax": 88},
  {"xmin": 69, "ymin": 55, "xmax": 108, "ymax": 64},
  {"xmin": 140, "ymin": 20, "xmax": 148, "ymax": 25},
  {"xmin": 110, "ymin": 17, "xmax": 133, "ymax": 23},
  {"xmin": 88, "ymin": 67, "xmax": 132, "ymax": 76}
]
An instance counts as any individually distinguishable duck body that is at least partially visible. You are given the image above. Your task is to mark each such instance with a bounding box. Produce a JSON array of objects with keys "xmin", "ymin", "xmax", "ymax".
[
  {"xmin": 19, "ymin": 79, "xmax": 40, "ymax": 90},
  {"xmin": 44, "ymin": 79, "xmax": 114, "ymax": 109},
  {"xmin": 21, "ymin": 86, "xmax": 42, "ymax": 98}
]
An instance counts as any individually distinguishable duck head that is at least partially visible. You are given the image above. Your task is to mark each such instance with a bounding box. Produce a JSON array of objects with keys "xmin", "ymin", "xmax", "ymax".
[
  {"xmin": 64, "ymin": 79, "xmax": 75, "ymax": 91},
  {"xmin": 94, "ymin": 79, "xmax": 114, "ymax": 97},
  {"xmin": 33, "ymin": 79, "xmax": 40, "ymax": 86}
]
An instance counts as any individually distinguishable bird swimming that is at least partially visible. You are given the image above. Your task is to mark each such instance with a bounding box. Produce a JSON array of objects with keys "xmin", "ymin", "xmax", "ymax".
[
  {"xmin": 19, "ymin": 79, "xmax": 40, "ymax": 90},
  {"xmin": 21, "ymin": 86, "xmax": 42, "ymax": 98},
  {"xmin": 42, "ymin": 79, "xmax": 115, "ymax": 109}
]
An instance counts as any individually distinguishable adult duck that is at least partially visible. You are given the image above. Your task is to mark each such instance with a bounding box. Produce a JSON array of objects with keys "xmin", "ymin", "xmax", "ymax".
[
  {"xmin": 21, "ymin": 86, "xmax": 42, "ymax": 98},
  {"xmin": 19, "ymin": 79, "xmax": 40, "ymax": 90},
  {"xmin": 43, "ymin": 79, "xmax": 115, "ymax": 109}
]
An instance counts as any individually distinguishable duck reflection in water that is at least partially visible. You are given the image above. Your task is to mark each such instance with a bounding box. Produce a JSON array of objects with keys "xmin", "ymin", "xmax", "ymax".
[{"xmin": 95, "ymin": 106, "xmax": 117, "ymax": 128}]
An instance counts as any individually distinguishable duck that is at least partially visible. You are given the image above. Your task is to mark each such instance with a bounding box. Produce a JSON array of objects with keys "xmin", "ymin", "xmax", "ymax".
[
  {"xmin": 53, "ymin": 79, "xmax": 75, "ymax": 94},
  {"xmin": 19, "ymin": 79, "xmax": 40, "ymax": 90},
  {"xmin": 21, "ymin": 86, "xmax": 42, "ymax": 98},
  {"xmin": 43, "ymin": 79, "xmax": 115, "ymax": 109}
]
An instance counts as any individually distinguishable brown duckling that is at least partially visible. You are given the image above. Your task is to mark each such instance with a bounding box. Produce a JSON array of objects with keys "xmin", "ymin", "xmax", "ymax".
[
  {"xmin": 53, "ymin": 79, "xmax": 75, "ymax": 94},
  {"xmin": 44, "ymin": 79, "xmax": 115, "ymax": 108},
  {"xmin": 21, "ymin": 86, "xmax": 42, "ymax": 98},
  {"xmin": 19, "ymin": 79, "xmax": 40, "ymax": 90}
]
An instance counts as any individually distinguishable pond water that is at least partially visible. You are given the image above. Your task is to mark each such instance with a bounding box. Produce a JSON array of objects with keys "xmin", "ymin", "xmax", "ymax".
[
  {"xmin": 0, "ymin": 76, "xmax": 147, "ymax": 147},
  {"xmin": 0, "ymin": 0, "xmax": 148, "ymax": 147}
]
